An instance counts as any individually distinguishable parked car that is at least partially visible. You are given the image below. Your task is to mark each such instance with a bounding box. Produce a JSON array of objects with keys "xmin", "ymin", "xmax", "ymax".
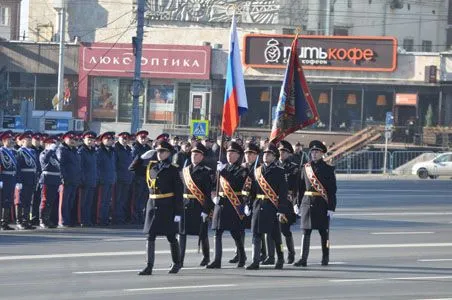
[{"xmin": 412, "ymin": 152, "xmax": 452, "ymax": 179}]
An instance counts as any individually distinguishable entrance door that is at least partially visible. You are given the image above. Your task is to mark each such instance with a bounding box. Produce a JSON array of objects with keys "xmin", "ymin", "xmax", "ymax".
[{"xmin": 189, "ymin": 92, "xmax": 207, "ymax": 121}]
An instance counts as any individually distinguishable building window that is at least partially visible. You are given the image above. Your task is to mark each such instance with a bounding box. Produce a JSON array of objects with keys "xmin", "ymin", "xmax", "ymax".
[
  {"xmin": 333, "ymin": 26, "xmax": 348, "ymax": 36},
  {"xmin": 0, "ymin": 7, "xmax": 9, "ymax": 26},
  {"xmin": 90, "ymin": 77, "xmax": 118, "ymax": 121},
  {"xmin": 403, "ymin": 38, "xmax": 414, "ymax": 51},
  {"xmin": 422, "ymin": 40, "xmax": 432, "ymax": 52}
]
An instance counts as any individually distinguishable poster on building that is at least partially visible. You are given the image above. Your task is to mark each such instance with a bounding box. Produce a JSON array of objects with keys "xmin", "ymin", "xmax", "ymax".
[
  {"xmin": 147, "ymin": 84, "xmax": 175, "ymax": 122},
  {"xmin": 91, "ymin": 77, "xmax": 118, "ymax": 120}
]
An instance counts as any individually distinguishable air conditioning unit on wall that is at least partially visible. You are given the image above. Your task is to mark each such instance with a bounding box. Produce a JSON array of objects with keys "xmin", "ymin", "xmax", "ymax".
[{"xmin": 73, "ymin": 119, "xmax": 84, "ymax": 131}]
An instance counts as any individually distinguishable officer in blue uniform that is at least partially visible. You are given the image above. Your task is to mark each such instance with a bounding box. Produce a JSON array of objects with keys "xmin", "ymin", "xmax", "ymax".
[
  {"xmin": 96, "ymin": 131, "xmax": 116, "ymax": 226},
  {"xmin": 56, "ymin": 131, "xmax": 81, "ymax": 227},
  {"xmin": 0, "ymin": 131, "xmax": 17, "ymax": 230},
  {"xmin": 78, "ymin": 131, "xmax": 98, "ymax": 227},
  {"xmin": 130, "ymin": 130, "xmax": 151, "ymax": 224},
  {"xmin": 114, "ymin": 132, "xmax": 133, "ymax": 225},
  {"xmin": 39, "ymin": 136, "xmax": 61, "ymax": 228},
  {"xmin": 30, "ymin": 132, "xmax": 44, "ymax": 226},
  {"xmin": 15, "ymin": 132, "xmax": 38, "ymax": 230}
]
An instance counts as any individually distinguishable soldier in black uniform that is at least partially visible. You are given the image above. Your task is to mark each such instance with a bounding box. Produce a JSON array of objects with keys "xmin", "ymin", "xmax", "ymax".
[
  {"xmin": 207, "ymin": 142, "xmax": 248, "ymax": 269},
  {"xmin": 246, "ymin": 143, "xmax": 289, "ymax": 270},
  {"xmin": 294, "ymin": 140, "xmax": 337, "ymax": 267},
  {"xmin": 130, "ymin": 140, "xmax": 183, "ymax": 276},
  {"xmin": 30, "ymin": 133, "xmax": 44, "ymax": 226},
  {"xmin": 277, "ymin": 140, "xmax": 299, "ymax": 264},
  {"xmin": 179, "ymin": 142, "xmax": 214, "ymax": 267}
]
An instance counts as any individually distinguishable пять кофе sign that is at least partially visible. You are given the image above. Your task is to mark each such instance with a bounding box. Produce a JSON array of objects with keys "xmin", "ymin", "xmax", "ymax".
[{"xmin": 243, "ymin": 34, "xmax": 397, "ymax": 72}]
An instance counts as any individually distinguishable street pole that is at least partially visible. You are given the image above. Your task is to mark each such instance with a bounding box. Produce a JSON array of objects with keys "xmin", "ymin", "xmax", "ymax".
[
  {"xmin": 383, "ymin": 133, "xmax": 388, "ymax": 174},
  {"xmin": 56, "ymin": 5, "xmax": 66, "ymax": 111},
  {"xmin": 131, "ymin": 0, "xmax": 145, "ymax": 134},
  {"xmin": 325, "ymin": 0, "xmax": 331, "ymax": 35}
]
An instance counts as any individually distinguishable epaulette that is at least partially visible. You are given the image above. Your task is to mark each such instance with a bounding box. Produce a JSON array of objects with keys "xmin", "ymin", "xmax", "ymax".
[
  {"xmin": 149, "ymin": 160, "xmax": 157, "ymax": 164},
  {"xmin": 204, "ymin": 166, "xmax": 212, "ymax": 171},
  {"xmin": 172, "ymin": 163, "xmax": 179, "ymax": 168},
  {"xmin": 290, "ymin": 162, "xmax": 298, "ymax": 166}
]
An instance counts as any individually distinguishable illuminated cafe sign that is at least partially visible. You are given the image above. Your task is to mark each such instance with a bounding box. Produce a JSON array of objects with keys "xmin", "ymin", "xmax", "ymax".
[{"xmin": 243, "ymin": 34, "xmax": 397, "ymax": 72}]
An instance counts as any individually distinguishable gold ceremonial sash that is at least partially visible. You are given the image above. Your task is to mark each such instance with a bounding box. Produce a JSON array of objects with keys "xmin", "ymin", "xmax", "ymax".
[
  {"xmin": 304, "ymin": 163, "xmax": 328, "ymax": 203},
  {"xmin": 255, "ymin": 166, "xmax": 279, "ymax": 209},
  {"xmin": 182, "ymin": 166, "xmax": 206, "ymax": 206},
  {"xmin": 219, "ymin": 176, "xmax": 245, "ymax": 220}
]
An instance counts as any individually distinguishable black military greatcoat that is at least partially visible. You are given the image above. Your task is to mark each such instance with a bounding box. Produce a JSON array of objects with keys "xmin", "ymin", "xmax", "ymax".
[
  {"xmin": 251, "ymin": 162, "xmax": 290, "ymax": 234},
  {"xmin": 181, "ymin": 162, "xmax": 213, "ymax": 235},
  {"xmin": 279, "ymin": 159, "xmax": 300, "ymax": 225},
  {"xmin": 298, "ymin": 159, "xmax": 337, "ymax": 230},
  {"xmin": 131, "ymin": 158, "xmax": 183, "ymax": 235},
  {"xmin": 211, "ymin": 162, "xmax": 248, "ymax": 231}
]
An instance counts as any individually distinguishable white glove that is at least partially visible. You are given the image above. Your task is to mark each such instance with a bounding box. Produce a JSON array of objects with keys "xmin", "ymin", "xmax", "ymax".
[
  {"xmin": 49, "ymin": 144, "xmax": 57, "ymax": 151},
  {"xmin": 327, "ymin": 210, "xmax": 334, "ymax": 218},
  {"xmin": 244, "ymin": 205, "xmax": 251, "ymax": 216},
  {"xmin": 293, "ymin": 205, "xmax": 300, "ymax": 216},
  {"xmin": 58, "ymin": 185, "xmax": 63, "ymax": 193},
  {"xmin": 15, "ymin": 183, "xmax": 23, "ymax": 190},
  {"xmin": 213, "ymin": 196, "xmax": 220, "ymax": 205},
  {"xmin": 174, "ymin": 215, "xmax": 181, "ymax": 222},
  {"xmin": 217, "ymin": 161, "xmax": 227, "ymax": 171},
  {"xmin": 0, "ymin": 181, "xmax": 3, "ymax": 189},
  {"xmin": 201, "ymin": 212, "xmax": 208, "ymax": 222},
  {"xmin": 141, "ymin": 149, "xmax": 155, "ymax": 160}
]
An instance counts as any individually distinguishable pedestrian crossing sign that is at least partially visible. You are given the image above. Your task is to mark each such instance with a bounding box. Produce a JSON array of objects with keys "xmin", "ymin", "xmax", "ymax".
[{"xmin": 190, "ymin": 120, "xmax": 209, "ymax": 137}]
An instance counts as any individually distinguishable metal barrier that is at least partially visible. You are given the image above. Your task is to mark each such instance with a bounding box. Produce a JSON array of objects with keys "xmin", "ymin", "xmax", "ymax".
[{"xmin": 333, "ymin": 150, "xmax": 438, "ymax": 174}]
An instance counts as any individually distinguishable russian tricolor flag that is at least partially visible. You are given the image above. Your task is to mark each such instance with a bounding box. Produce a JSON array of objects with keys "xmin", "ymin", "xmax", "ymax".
[{"xmin": 221, "ymin": 14, "xmax": 248, "ymax": 137}]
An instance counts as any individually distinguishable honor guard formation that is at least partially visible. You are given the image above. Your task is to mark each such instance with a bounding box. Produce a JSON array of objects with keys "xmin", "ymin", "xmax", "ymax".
[{"xmin": 0, "ymin": 130, "xmax": 336, "ymax": 274}]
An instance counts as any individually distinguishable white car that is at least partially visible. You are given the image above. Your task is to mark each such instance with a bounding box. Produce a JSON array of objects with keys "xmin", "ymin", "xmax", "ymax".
[{"xmin": 412, "ymin": 152, "xmax": 452, "ymax": 179}]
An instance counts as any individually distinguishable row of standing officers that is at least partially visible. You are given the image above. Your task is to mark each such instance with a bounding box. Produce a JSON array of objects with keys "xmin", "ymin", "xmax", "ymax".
[{"xmin": 132, "ymin": 138, "xmax": 337, "ymax": 275}]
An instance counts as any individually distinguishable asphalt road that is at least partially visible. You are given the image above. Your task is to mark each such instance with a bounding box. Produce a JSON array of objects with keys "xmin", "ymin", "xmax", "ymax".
[{"xmin": 1, "ymin": 178, "xmax": 452, "ymax": 300}]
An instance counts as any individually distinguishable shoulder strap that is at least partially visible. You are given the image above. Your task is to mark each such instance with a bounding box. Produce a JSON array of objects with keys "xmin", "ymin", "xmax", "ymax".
[
  {"xmin": 304, "ymin": 163, "xmax": 328, "ymax": 203},
  {"xmin": 182, "ymin": 166, "xmax": 205, "ymax": 206},
  {"xmin": 255, "ymin": 166, "xmax": 279, "ymax": 208}
]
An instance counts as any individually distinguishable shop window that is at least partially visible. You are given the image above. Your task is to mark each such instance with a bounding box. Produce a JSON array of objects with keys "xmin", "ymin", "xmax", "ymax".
[
  {"xmin": 0, "ymin": 7, "xmax": 9, "ymax": 26},
  {"xmin": 333, "ymin": 26, "xmax": 348, "ymax": 36},
  {"xmin": 117, "ymin": 79, "xmax": 145, "ymax": 123},
  {"xmin": 403, "ymin": 38, "xmax": 414, "ymax": 52},
  {"xmin": 310, "ymin": 89, "xmax": 330, "ymax": 131},
  {"xmin": 146, "ymin": 80, "xmax": 175, "ymax": 123},
  {"xmin": 422, "ymin": 40, "xmax": 432, "ymax": 52},
  {"xmin": 331, "ymin": 89, "xmax": 362, "ymax": 131},
  {"xmin": 241, "ymin": 86, "xmax": 271, "ymax": 128},
  {"xmin": 363, "ymin": 91, "xmax": 393, "ymax": 126},
  {"xmin": 91, "ymin": 77, "xmax": 118, "ymax": 121},
  {"xmin": 175, "ymin": 82, "xmax": 190, "ymax": 126}
]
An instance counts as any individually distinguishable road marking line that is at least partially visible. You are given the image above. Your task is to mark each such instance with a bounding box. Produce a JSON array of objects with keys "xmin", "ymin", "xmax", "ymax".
[
  {"xmin": 415, "ymin": 298, "xmax": 452, "ymax": 300},
  {"xmin": 339, "ymin": 212, "xmax": 452, "ymax": 216},
  {"xmin": 331, "ymin": 275, "xmax": 452, "ymax": 283},
  {"xmin": 371, "ymin": 232, "xmax": 434, "ymax": 235},
  {"xmin": 3, "ymin": 243, "xmax": 452, "ymax": 261},
  {"xmin": 73, "ymin": 266, "xmax": 236, "ymax": 274},
  {"xmin": 124, "ymin": 284, "xmax": 237, "ymax": 292},
  {"xmin": 418, "ymin": 259, "xmax": 452, "ymax": 262}
]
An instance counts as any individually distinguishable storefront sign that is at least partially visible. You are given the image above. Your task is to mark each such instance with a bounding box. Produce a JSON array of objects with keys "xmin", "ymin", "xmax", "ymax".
[
  {"xmin": 243, "ymin": 34, "xmax": 397, "ymax": 72},
  {"xmin": 395, "ymin": 93, "xmax": 417, "ymax": 106},
  {"xmin": 80, "ymin": 43, "xmax": 211, "ymax": 80}
]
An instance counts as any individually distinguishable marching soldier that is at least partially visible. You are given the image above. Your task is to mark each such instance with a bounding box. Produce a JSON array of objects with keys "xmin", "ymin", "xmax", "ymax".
[
  {"xmin": 56, "ymin": 131, "xmax": 81, "ymax": 228},
  {"xmin": 207, "ymin": 142, "xmax": 248, "ymax": 269},
  {"xmin": 180, "ymin": 142, "xmax": 214, "ymax": 267},
  {"xmin": 39, "ymin": 136, "xmax": 61, "ymax": 228},
  {"xmin": 15, "ymin": 132, "xmax": 38, "ymax": 230},
  {"xmin": 131, "ymin": 130, "xmax": 151, "ymax": 224},
  {"xmin": 294, "ymin": 140, "xmax": 337, "ymax": 267},
  {"xmin": 130, "ymin": 140, "xmax": 183, "ymax": 276},
  {"xmin": 246, "ymin": 143, "xmax": 289, "ymax": 270},
  {"xmin": 0, "ymin": 131, "xmax": 17, "ymax": 230},
  {"xmin": 78, "ymin": 131, "xmax": 98, "ymax": 227},
  {"xmin": 113, "ymin": 132, "xmax": 133, "ymax": 225},
  {"xmin": 277, "ymin": 140, "xmax": 299, "ymax": 264},
  {"xmin": 96, "ymin": 132, "xmax": 116, "ymax": 226},
  {"xmin": 30, "ymin": 132, "xmax": 44, "ymax": 226}
]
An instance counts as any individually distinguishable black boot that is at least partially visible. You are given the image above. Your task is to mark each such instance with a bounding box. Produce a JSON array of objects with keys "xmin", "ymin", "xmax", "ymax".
[
  {"xmin": 246, "ymin": 236, "xmax": 261, "ymax": 270},
  {"xmin": 1, "ymin": 208, "xmax": 14, "ymax": 231},
  {"xmin": 294, "ymin": 232, "xmax": 311, "ymax": 267},
  {"xmin": 15, "ymin": 206, "xmax": 25, "ymax": 230},
  {"xmin": 275, "ymin": 241, "xmax": 284, "ymax": 270},
  {"xmin": 23, "ymin": 206, "xmax": 35, "ymax": 230},
  {"xmin": 235, "ymin": 235, "xmax": 246, "ymax": 268},
  {"xmin": 168, "ymin": 240, "xmax": 181, "ymax": 274},
  {"xmin": 206, "ymin": 233, "xmax": 222, "ymax": 269},
  {"xmin": 260, "ymin": 234, "xmax": 267, "ymax": 262},
  {"xmin": 285, "ymin": 234, "xmax": 295, "ymax": 264},
  {"xmin": 321, "ymin": 230, "xmax": 330, "ymax": 266},
  {"xmin": 262, "ymin": 235, "xmax": 275, "ymax": 265},
  {"xmin": 228, "ymin": 253, "xmax": 239, "ymax": 263},
  {"xmin": 200, "ymin": 237, "xmax": 210, "ymax": 266},
  {"xmin": 138, "ymin": 240, "xmax": 155, "ymax": 275},
  {"xmin": 179, "ymin": 234, "xmax": 186, "ymax": 268}
]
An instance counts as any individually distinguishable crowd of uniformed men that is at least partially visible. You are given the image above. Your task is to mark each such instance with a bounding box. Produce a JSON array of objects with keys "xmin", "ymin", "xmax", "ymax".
[{"xmin": 0, "ymin": 128, "xmax": 337, "ymax": 273}]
